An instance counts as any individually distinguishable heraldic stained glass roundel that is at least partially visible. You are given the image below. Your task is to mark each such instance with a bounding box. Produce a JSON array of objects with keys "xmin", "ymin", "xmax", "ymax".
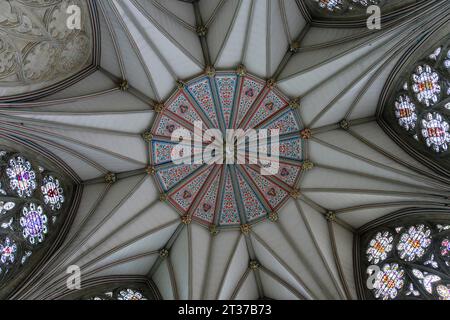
[{"xmin": 150, "ymin": 70, "xmax": 305, "ymax": 229}]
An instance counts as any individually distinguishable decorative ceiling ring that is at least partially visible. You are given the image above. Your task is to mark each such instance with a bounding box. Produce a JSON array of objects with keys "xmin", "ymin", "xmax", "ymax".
[
  {"xmin": 149, "ymin": 68, "xmax": 308, "ymax": 231},
  {"xmin": 0, "ymin": 0, "xmax": 100, "ymax": 103},
  {"xmin": 378, "ymin": 24, "xmax": 450, "ymax": 178},
  {"xmin": 0, "ymin": 136, "xmax": 81, "ymax": 299},
  {"xmin": 354, "ymin": 207, "xmax": 450, "ymax": 300}
]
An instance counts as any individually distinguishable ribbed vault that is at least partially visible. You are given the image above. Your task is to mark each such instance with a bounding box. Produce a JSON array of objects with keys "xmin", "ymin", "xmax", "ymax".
[{"xmin": 0, "ymin": 0, "xmax": 449, "ymax": 300}]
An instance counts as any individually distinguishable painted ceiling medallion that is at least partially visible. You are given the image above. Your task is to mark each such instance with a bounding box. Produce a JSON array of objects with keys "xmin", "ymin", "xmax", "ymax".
[
  {"xmin": 0, "ymin": 0, "xmax": 93, "ymax": 99},
  {"xmin": 150, "ymin": 70, "xmax": 305, "ymax": 229}
]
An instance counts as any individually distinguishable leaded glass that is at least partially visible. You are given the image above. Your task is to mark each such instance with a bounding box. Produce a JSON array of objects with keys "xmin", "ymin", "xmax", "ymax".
[
  {"xmin": 310, "ymin": 0, "xmax": 384, "ymax": 15},
  {"xmin": 20, "ymin": 203, "xmax": 48, "ymax": 245},
  {"xmin": 387, "ymin": 37, "xmax": 450, "ymax": 156},
  {"xmin": 41, "ymin": 175, "xmax": 64, "ymax": 211},
  {"xmin": 397, "ymin": 225, "xmax": 432, "ymax": 261},
  {"xmin": 117, "ymin": 289, "xmax": 147, "ymax": 300},
  {"xmin": 150, "ymin": 70, "xmax": 304, "ymax": 229},
  {"xmin": 85, "ymin": 287, "xmax": 150, "ymax": 300},
  {"xmin": 359, "ymin": 217, "xmax": 450, "ymax": 300},
  {"xmin": 0, "ymin": 146, "xmax": 71, "ymax": 291},
  {"xmin": 366, "ymin": 231, "xmax": 393, "ymax": 264},
  {"xmin": 372, "ymin": 263, "xmax": 405, "ymax": 300},
  {"xmin": 6, "ymin": 156, "xmax": 36, "ymax": 198},
  {"xmin": 412, "ymin": 65, "xmax": 441, "ymax": 107},
  {"xmin": 421, "ymin": 112, "xmax": 450, "ymax": 152}
]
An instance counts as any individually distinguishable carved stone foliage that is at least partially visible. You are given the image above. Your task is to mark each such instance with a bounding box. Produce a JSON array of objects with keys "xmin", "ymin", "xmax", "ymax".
[{"xmin": 0, "ymin": 0, "xmax": 93, "ymax": 98}]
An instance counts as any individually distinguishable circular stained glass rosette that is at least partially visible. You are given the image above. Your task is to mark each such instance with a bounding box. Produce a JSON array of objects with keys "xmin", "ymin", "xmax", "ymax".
[
  {"xmin": 117, "ymin": 289, "xmax": 147, "ymax": 300},
  {"xmin": 6, "ymin": 156, "xmax": 36, "ymax": 198},
  {"xmin": 437, "ymin": 285, "xmax": 450, "ymax": 300},
  {"xmin": 0, "ymin": 237, "xmax": 17, "ymax": 265},
  {"xmin": 20, "ymin": 203, "xmax": 48, "ymax": 245},
  {"xmin": 150, "ymin": 71, "xmax": 304, "ymax": 227},
  {"xmin": 411, "ymin": 64, "xmax": 441, "ymax": 107},
  {"xmin": 350, "ymin": 0, "xmax": 380, "ymax": 8},
  {"xmin": 41, "ymin": 175, "xmax": 64, "ymax": 211},
  {"xmin": 420, "ymin": 112, "xmax": 450, "ymax": 153},
  {"xmin": 366, "ymin": 231, "xmax": 393, "ymax": 264},
  {"xmin": 444, "ymin": 49, "xmax": 450, "ymax": 69},
  {"xmin": 372, "ymin": 263, "xmax": 405, "ymax": 300},
  {"xmin": 397, "ymin": 225, "xmax": 432, "ymax": 262},
  {"xmin": 440, "ymin": 238, "xmax": 450, "ymax": 260},
  {"xmin": 394, "ymin": 95, "xmax": 417, "ymax": 131},
  {"xmin": 315, "ymin": 0, "xmax": 344, "ymax": 12}
]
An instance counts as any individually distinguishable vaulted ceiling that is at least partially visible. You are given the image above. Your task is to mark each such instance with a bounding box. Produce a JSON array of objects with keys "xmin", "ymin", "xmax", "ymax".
[{"xmin": 1, "ymin": 0, "xmax": 449, "ymax": 300}]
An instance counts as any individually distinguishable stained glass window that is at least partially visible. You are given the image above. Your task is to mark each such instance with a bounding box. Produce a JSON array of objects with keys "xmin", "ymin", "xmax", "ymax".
[
  {"xmin": 150, "ymin": 70, "xmax": 304, "ymax": 229},
  {"xmin": 72, "ymin": 284, "xmax": 158, "ymax": 301},
  {"xmin": 0, "ymin": 147, "xmax": 69, "ymax": 290},
  {"xmin": 359, "ymin": 217, "xmax": 450, "ymax": 300},
  {"xmin": 390, "ymin": 39, "xmax": 450, "ymax": 154},
  {"xmin": 91, "ymin": 288, "xmax": 148, "ymax": 300},
  {"xmin": 312, "ymin": 0, "xmax": 381, "ymax": 14}
]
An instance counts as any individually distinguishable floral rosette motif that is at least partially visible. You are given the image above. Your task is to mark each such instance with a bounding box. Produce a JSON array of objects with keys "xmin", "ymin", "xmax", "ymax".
[
  {"xmin": 394, "ymin": 95, "xmax": 417, "ymax": 131},
  {"xmin": 397, "ymin": 225, "xmax": 432, "ymax": 262},
  {"xmin": 440, "ymin": 238, "xmax": 450, "ymax": 260},
  {"xmin": 0, "ymin": 237, "xmax": 17, "ymax": 265},
  {"xmin": 411, "ymin": 64, "xmax": 441, "ymax": 107},
  {"xmin": 366, "ymin": 231, "xmax": 394, "ymax": 264},
  {"xmin": 372, "ymin": 263, "xmax": 405, "ymax": 300},
  {"xmin": 437, "ymin": 285, "xmax": 450, "ymax": 300},
  {"xmin": 421, "ymin": 112, "xmax": 450, "ymax": 152},
  {"xmin": 117, "ymin": 289, "xmax": 147, "ymax": 300},
  {"xmin": 20, "ymin": 203, "xmax": 48, "ymax": 245},
  {"xmin": 41, "ymin": 175, "xmax": 64, "ymax": 211},
  {"xmin": 314, "ymin": 0, "xmax": 344, "ymax": 12},
  {"xmin": 6, "ymin": 156, "xmax": 37, "ymax": 198}
]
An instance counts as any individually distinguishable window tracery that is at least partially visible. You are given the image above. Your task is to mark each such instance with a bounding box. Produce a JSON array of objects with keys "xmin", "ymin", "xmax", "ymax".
[{"xmin": 359, "ymin": 216, "xmax": 450, "ymax": 300}]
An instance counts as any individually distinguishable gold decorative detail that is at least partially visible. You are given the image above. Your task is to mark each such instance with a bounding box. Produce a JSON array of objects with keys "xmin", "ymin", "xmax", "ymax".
[
  {"xmin": 209, "ymin": 224, "xmax": 219, "ymax": 236},
  {"xmin": 181, "ymin": 215, "xmax": 192, "ymax": 225},
  {"xmin": 237, "ymin": 64, "xmax": 247, "ymax": 76},
  {"xmin": 154, "ymin": 103, "xmax": 165, "ymax": 113},
  {"xmin": 205, "ymin": 66, "xmax": 216, "ymax": 77},
  {"xmin": 301, "ymin": 160, "xmax": 314, "ymax": 171},
  {"xmin": 119, "ymin": 80, "xmax": 129, "ymax": 91},
  {"xmin": 196, "ymin": 25, "xmax": 207, "ymax": 37},
  {"xmin": 104, "ymin": 172, "xmax": 117, "ymax": 184},
  {"xmin": 339, "ymin": 119, "xmax": 350, "ymax": 130},
  {"xmin": 240, "ymin": 224, "xmax": 252, "ymax": 235},
  {"xmin": 146, "ymin": 166, "xmax": 156, "ymax": 175},
  {"xmin": 268, "ymin": 212, "xmax": 279, "ymax": 222},
  {"xmin": 326, "ymin": 211, "xmax": 336, "ymax": 222},
  {"xmin": 266, "ymin": 79, "xmax": 276, "ymax": 88},
  {"xmin": 289, "ymin": 41, "xmax": 301, "ymax": 53},
  {"xmin": 289, "ymin": 98, "xmax": 300, "ymax": 109},
  {"xmin": 290, "ymin": 189, "xmax": 301, "ymax": 199},
  {"xmin": 159, "ymin": 249, "xmax": 169, "ymax": 258},
  {"xmin": 176, "ymin": 80, "xmax": 186, "ymax": 89},
  {"xmin": 249, "ymin": 260, "xmax": 260, "ymax": 270},
  {"xmin": 300, "ymin": 129, "xmax": 312, "ymax": 140},
  {"xmin": 159, "ymin": 193, "xmax": 168, "ymax": 202},
  {"xmin": 142, "ymin": 130, "xmax": 153, "ymax": 143}
]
